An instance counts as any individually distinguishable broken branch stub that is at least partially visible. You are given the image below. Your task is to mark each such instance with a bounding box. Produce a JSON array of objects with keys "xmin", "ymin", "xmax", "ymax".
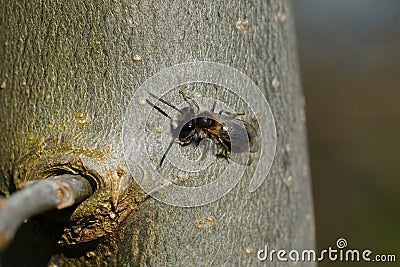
[{"xmin": 0, "ymin": 174, "xmax": 92, "ymax": 252}]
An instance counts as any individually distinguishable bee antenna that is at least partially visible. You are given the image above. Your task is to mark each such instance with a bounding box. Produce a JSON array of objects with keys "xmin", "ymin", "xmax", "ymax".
[
  {"xmin": 158, "ymin": 138, "xmax": 176, "ymax": 168},
  {"xmin": 146, "ymin": 99, "xmax": 172, "ymax": 119},
  {"xmin": 148, "ymin": 92, "xmax": 181, "ymax": 112}
]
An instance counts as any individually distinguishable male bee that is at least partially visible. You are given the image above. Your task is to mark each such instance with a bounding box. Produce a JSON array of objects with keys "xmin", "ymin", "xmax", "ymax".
[{"xmin": 146, "ymin": 89, "xmax": 259, "ymax": 168}]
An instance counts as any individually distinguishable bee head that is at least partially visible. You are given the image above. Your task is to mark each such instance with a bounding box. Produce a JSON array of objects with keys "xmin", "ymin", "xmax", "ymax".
[{"xmin": 196, "ymin": 112, "xmax": 216, "ymax": 129}]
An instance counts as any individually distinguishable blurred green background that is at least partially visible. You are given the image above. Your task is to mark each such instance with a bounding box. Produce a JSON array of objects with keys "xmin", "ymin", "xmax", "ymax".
[{"xmin": 293, "ymin": 0, "xmax": 400, "ymax": 266}]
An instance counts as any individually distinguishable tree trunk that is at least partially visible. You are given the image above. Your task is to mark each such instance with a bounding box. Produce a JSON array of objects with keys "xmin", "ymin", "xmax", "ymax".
[{"xmin": 0, "ymin": 0, "xmax": 314, "ymax": 266}]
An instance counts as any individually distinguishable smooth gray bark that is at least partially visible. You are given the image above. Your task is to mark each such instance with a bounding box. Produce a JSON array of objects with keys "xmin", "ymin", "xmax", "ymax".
[{"xmin": 0, "ymin": 0, "xmax": 314, "ymax": 266}]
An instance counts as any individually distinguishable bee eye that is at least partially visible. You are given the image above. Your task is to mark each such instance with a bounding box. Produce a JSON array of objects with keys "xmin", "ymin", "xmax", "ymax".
[
  {"xmin": 187, "ymin": 120, "xmax": 194, "ymax": 129},
  {"xmin": 178, "ymin": 120, "xmax": 195, "ymax": 139}
]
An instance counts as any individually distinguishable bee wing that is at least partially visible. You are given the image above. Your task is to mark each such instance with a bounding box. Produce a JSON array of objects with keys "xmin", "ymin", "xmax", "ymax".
[
  {"xmin": 219, "ymin": 115, "xmax": 260, "ymax": 153},
  {"xmin": 218, "ymin": 117, "xmax": 259, "ymax": 166}
]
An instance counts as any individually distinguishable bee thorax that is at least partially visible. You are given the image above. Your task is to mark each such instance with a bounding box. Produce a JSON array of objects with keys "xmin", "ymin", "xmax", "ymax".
[{"xmin": 198, "ymin": 130, "xmax": 209, "ymax": 139}]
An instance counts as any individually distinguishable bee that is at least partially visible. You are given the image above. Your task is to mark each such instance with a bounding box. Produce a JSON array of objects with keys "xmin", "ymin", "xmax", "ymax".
[{"xmin": 146, "ymin": 89, "xmax": 259, "ymax": 168}]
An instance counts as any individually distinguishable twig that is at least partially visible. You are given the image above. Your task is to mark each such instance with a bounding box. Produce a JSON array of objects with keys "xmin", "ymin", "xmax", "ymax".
[{"xmin": 0, "ymin": 174, "xmax": 92, "ymax": 252}]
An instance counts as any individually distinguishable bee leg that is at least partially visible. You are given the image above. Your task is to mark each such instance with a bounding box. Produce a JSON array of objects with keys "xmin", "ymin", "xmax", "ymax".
[
  {"xmin": 215, "ymin": 138, "xmax": 230, "ymax": 163},
  {"xmin": 211, "ymin": 84, "xmax": 219, "ymax": 112},
  {"xmin": 218, "ymin": 110, "xmax": 245, "ymax": 117},
  {"xmin": 217, "ymin": 150, "xmax": 230, "ymax": 164},
  {"xmin": 211, "ymin": 100, "xmax": 217, "ymax": 112},
  {"xmin": 179, "ymin": 89, "xmax": 200, "ymax": 112},
  {"xmin": 179, "ymin": 131, "xmax": 197, "ymax": 144}
]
